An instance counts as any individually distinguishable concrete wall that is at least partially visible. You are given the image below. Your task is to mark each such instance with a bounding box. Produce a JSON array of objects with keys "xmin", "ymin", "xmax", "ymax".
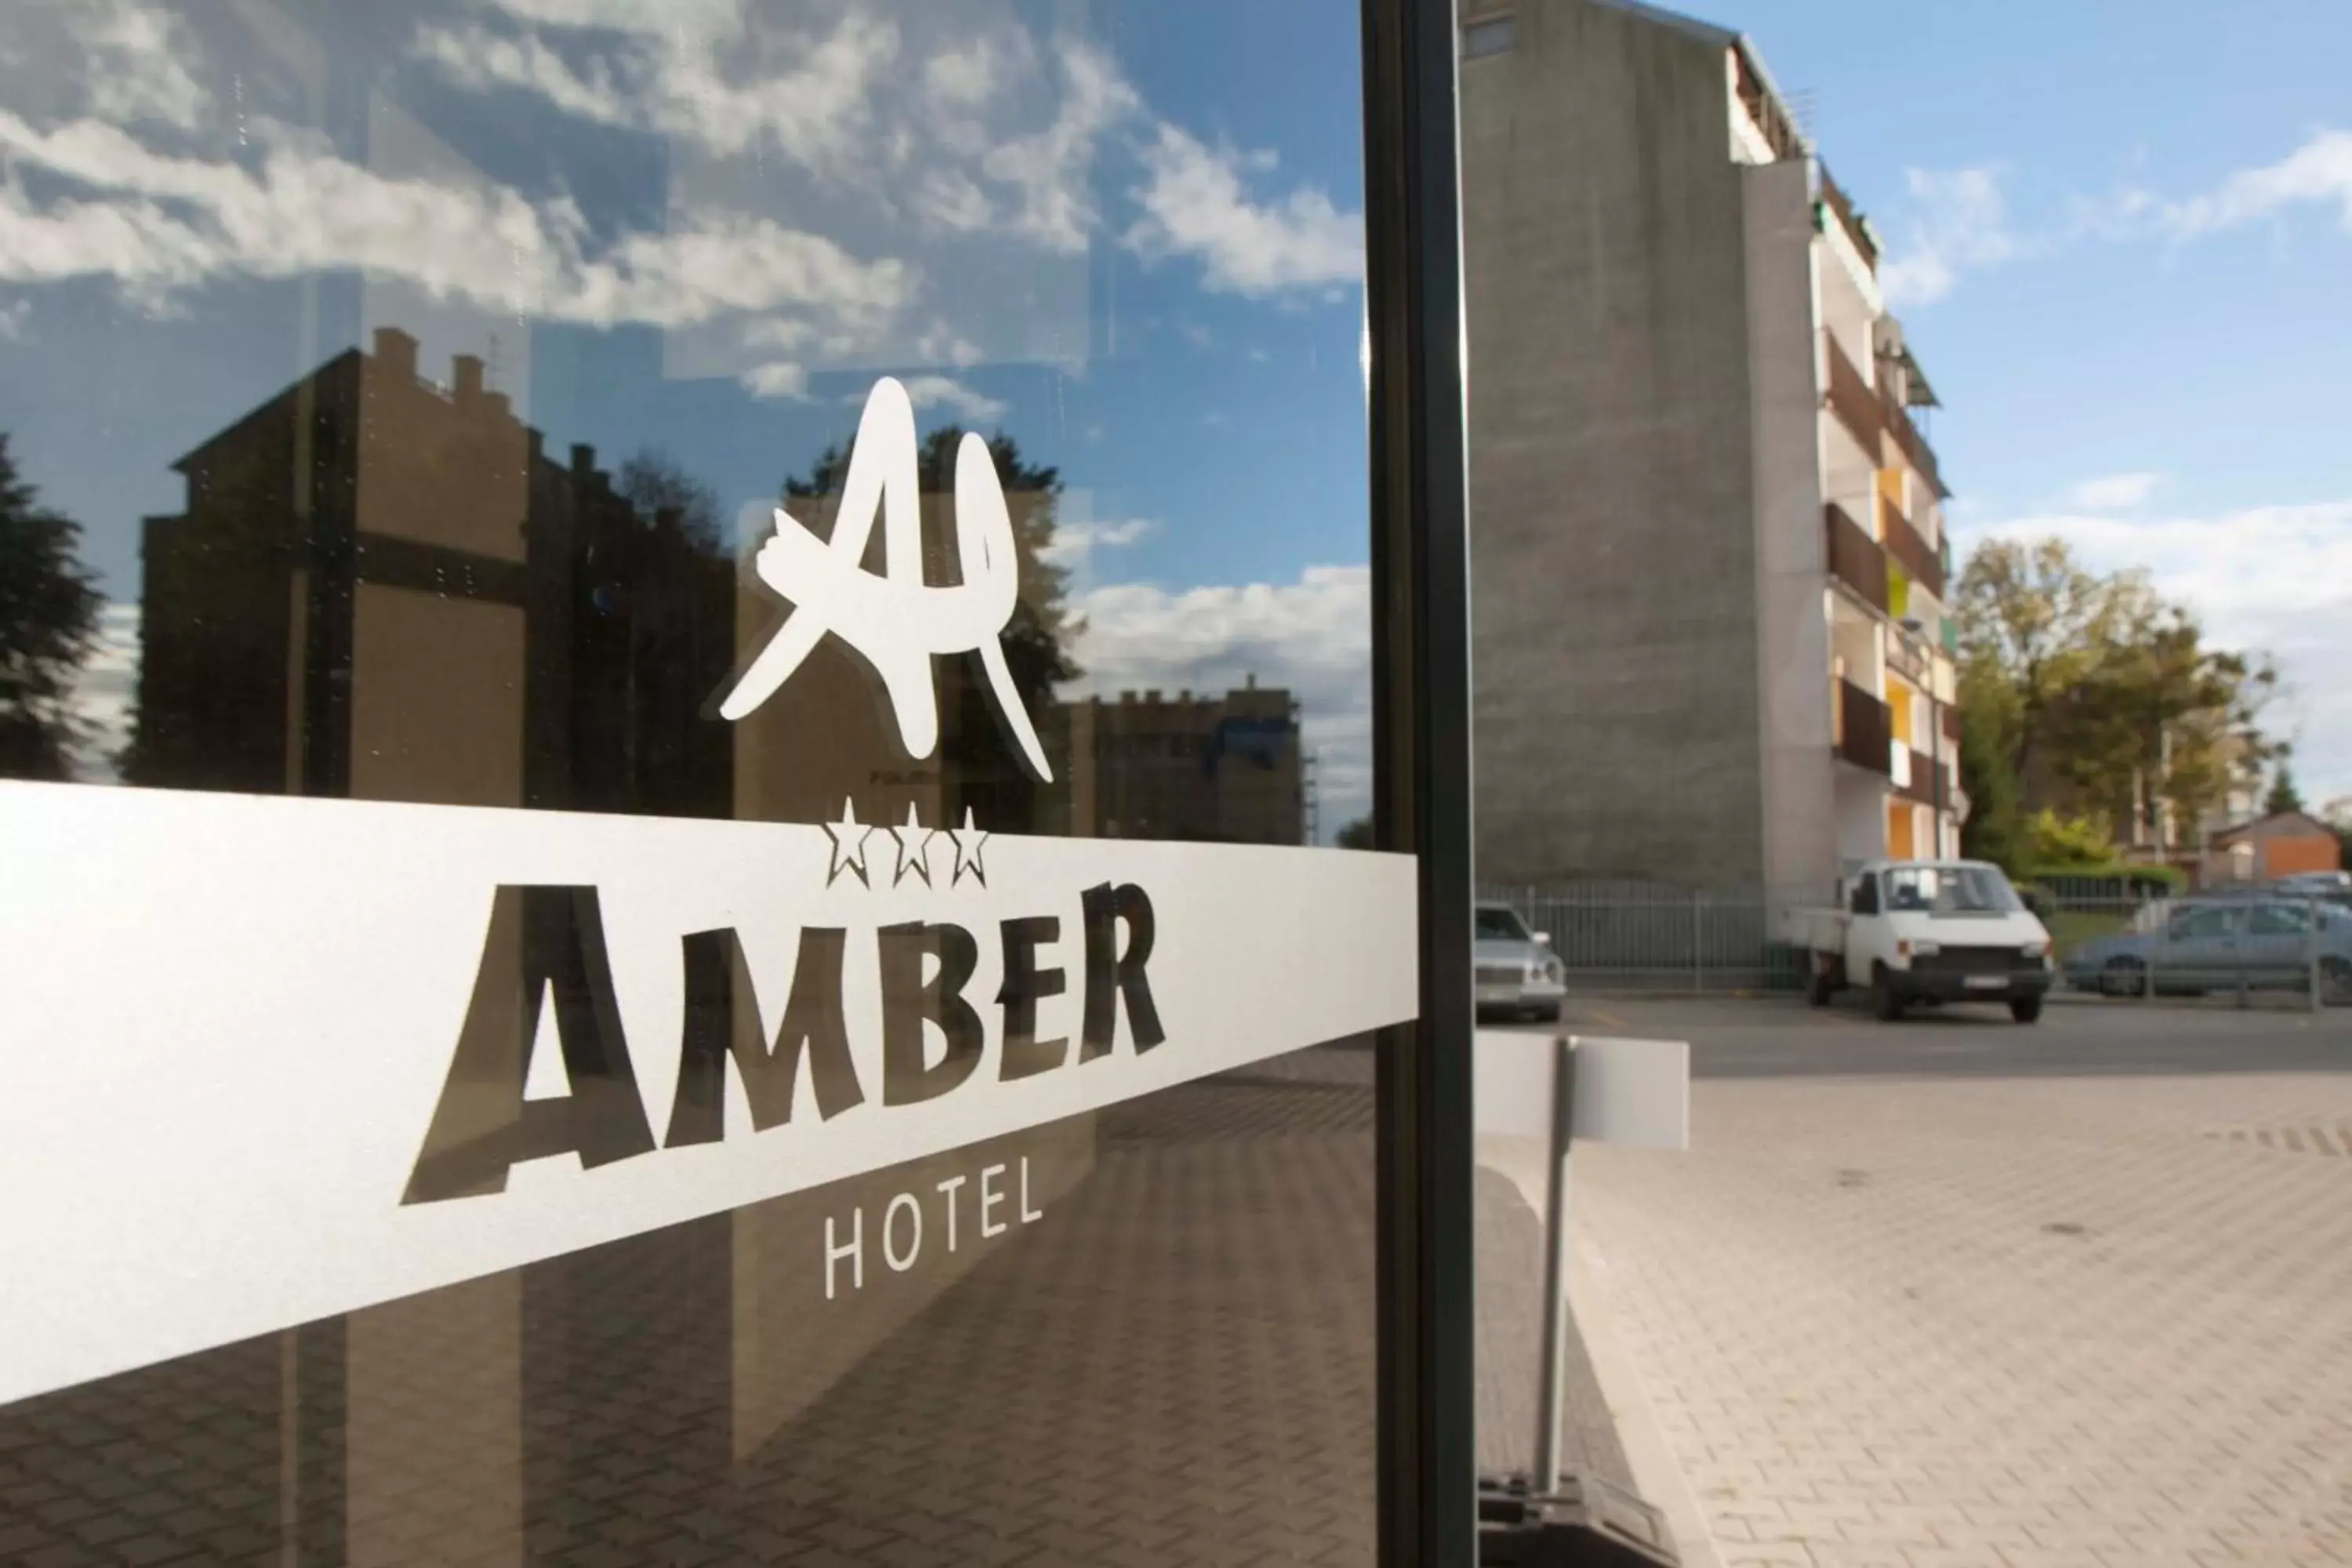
[
  {"xmin": 1461, "ymin": 0, "xmax": 1770, "ymax": 887},
  {"xmin": 1743, "ymin": 158, "xmax": 1838, "ymax": 898}
]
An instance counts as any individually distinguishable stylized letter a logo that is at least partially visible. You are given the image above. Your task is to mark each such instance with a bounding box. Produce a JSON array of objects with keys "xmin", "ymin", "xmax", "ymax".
[{"xmin": 718, "ymin": 377, "xmax": 1053, "ymax": 782}]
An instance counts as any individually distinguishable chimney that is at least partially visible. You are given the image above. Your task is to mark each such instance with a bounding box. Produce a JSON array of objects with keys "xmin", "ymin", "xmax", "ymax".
[
  {"xmin": 452, "ymin": 354, "xmax": 485, "ymax": 401},
  {"xmin": 571, "ymin": 443, "xmax": 596, "ymax": 476},
  {"xmin": 372, "ymin": 326, "xmax": 418, "ymax": 380}
]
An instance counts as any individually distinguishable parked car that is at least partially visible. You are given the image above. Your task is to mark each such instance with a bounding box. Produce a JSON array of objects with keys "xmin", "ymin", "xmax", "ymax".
[
  {"xmin": 2063, "ymin": 896, "xmax": 2352, "ymax": 1000},
  {"xmin": 1785, "ymin": 858, "xmax": 2056, "ymax": 1022},
  {"xmin": 1474, "ymin": 901, "xmax": 1566, "ymax": 1022},
  {"xmin": 2271, "ymin": 870, "xmax": 2352, "ymax": 907}
]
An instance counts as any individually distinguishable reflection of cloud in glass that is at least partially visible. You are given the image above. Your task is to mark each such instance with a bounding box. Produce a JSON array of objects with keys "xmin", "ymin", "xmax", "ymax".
[
  {"xmin": 1125, "ymin": 125, "xmax": 1365, "ymax": 297},
  {"xmin": 0, "ymin": 109, "xmax": 913, "ymax": 336},
  {"xmin": 67, "ymin": 602, "xmax": 140, "ymax": 784},
  {"xmin": 2, "ymin": 0, "xmax": 1367, "ymax": 386},
  {"xmin": 1064, "ymin": 565, "xmax": 1371, "ymax": 840}
]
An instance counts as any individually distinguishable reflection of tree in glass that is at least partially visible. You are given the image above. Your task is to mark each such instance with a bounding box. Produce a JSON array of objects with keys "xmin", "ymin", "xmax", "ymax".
[
  {"xmin": 782, "ymin": 425, "xmax": 1080, "ymax": 828},
  {"xmin": 618, "ymin": 450, "xmax": 724, "ymax": 555},
  {"xmin": 0, "ymin": 434, "xmax": 103, "ymax": 782},
  {"xmin": 586, "ymin": 449, "xmax": 737, "ymax": 818}
]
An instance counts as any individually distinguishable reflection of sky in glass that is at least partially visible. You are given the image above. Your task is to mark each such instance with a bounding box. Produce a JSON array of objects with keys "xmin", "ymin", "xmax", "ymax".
[{"xmin": 2, "ymin": 0, "xmax": 1374, "ymax": 830}]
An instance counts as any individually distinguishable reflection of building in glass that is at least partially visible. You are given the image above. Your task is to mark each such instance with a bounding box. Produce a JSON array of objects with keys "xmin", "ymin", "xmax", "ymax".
[
  {"xmin": 1058, "ymin": 681, "xmax": 1305, "ymax": 844},
  {"xmin": 129, "ymin": 327, "xmax": 734, "ymax": 815},
  {"xmin": 1460, "ymin": 0, "xmax": 1960, "ymax": 888}
]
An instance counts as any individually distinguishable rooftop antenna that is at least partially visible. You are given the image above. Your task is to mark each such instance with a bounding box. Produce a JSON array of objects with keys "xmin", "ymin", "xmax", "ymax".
[{"xmin": 1784, "ymin": 87, "xmax": 1820, "ymax": 145}]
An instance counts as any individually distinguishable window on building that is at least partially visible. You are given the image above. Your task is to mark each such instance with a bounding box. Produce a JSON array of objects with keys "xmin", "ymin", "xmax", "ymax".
[{"xmin": 1462, "ymin": 14, "xmax": 1517, "ymax": 59}]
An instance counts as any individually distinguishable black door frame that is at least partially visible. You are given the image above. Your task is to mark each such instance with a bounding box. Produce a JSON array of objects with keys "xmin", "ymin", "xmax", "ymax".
[{"xmin": 1363, "ymin": 0, "xmax": 1477, "ymax": 1562}]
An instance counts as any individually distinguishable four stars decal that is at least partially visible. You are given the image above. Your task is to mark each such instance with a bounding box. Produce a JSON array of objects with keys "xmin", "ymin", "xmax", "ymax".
[{"xmin": 824, "ymin": 799, "xmax": 989, "ymax": 889}]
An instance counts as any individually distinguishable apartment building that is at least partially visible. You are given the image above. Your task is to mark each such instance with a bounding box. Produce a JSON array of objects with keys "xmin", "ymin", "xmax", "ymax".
[
  {"xmin": 1057, "ymin": 682, "xmax": 1306, "ymax": 845},
  {"xmin": 1460, "ymin": 0, "xmax": 1962, "ymax": 891}
]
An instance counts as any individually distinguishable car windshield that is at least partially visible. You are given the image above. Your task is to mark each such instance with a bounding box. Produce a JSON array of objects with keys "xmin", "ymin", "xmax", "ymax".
[
  {"xmin": 1882, "ymin": 864, "xmax": 2023, "ymax": 916},
  {"xmin": 1475, "ymin": 907, "xmax": 1532, "ymax": 942}
]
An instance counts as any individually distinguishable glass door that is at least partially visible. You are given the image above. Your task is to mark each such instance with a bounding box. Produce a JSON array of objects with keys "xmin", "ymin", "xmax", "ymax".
[{"xmin": 0, "ymin": 1, "xmax": 1473, "ymax": 1560}]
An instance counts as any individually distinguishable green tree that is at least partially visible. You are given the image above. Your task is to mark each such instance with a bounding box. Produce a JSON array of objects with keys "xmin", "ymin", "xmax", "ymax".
[
  {"xmin": 786, "ymin": 425, "xmax": 1081, "ymax": 695},
  {"xmin": 1955, "ymin": 537, "xmax": 2281, "ymax": 844},
  {"xmin": 1954, "ymin": 538, "xmax": 2112, "ymax": 789},
  {"xmin": 1335, "ymin": 815, "xmax": 1375, "ymax": 851},
  {"xmin": 617, "ymin": 449, "xmax": 724, "ymax": 553},
  {"xmin": 2264, "ymin": 764, "xmax": 2305, "ymax": 818},
  {"xmin": 781, "ymin": 423, "xmax": 1080, "ymax": 829},
  {"xmin": 1955, "ymin": 659, "xmax": 2025, "ymax": 873},
  {"xmin": 2025, "ymin": 808, "xmax": 2116, "ymax": 869},
  {"xmin": 0, "ymin": 434, "xmax": 104, "ymax": 781}
]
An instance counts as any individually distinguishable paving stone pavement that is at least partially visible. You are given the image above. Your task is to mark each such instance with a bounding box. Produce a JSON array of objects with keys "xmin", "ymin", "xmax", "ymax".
[
  {"xmin": 1569, "ymin": 1032, "xmax": 2352, "ymax": 1568},
  {"xmin": 0, "ymin": 1040, "xmax": 1630, "ymax": 1566}
]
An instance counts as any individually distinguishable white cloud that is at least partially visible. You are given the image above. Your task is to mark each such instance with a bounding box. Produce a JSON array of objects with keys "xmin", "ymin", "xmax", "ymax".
[
  {"xmin": 2061, "ymin": 471, "xmax": 2162, "ymax": 511},
  {"xmin": 83, "ymin": 1, "xmax": 207, "ymax": 132},
  {"xmin": 1878, "ymin": 165, "xmax": 2022, "ymax": 308},
  {"xmin": 1036, "ymin": 517, "xmax": 1153, "ymax": 568},
  {"xmin": 1878, "ymin": 129, "xmax": 2352, "ymax": 308},
  {"xmin": 1124, "ymin": 123, "xmax": 1363, "ymax": 296},
  {"xmin": 1065, "ymin": 564, "xmax": 1372, "ymax": 838},
  {"xmin": 66, "ymin": 601, "xmax": 141, "ymax": 783},
  {"xmin": 895, "ymin": 374, "xmax": 1006, "ymax": 423},
  {"xmin": 417, "ymin": 8, "xmax": 1137, "ymax": 258},
  {"xmin": 0, "ymin": 299, "xmax": 27, "ymax": 339},
  {"xmin": 2163, "ymin": 128, "xmax": 2352, "ymax": 238},
  {"xmin": 978, "ymin": 36, "xmax": 1139, "ymax": 253},
  {"xmin": 0, "ymin": 110, "xmax": 913, "ymax": 337},
  {"xmin": 413, "ymin": 9, "xmax": 900, "ymax": 180},
  {"xmin": 1961, "ymin": 497, "xmax": 2352, "ymax": 802},
  {"xmin": 740, "ymin": 361, "xmax": 808, "ymax": 399}
]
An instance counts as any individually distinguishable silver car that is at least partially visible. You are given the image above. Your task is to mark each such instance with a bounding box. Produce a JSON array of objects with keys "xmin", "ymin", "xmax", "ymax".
[
  {"xmin": 1474, "ymin": 901, "xmax": 1567, "ymax": 1022},
  {"xmin": 2064, "ymin": 896, "xmax": 2352, "ymax": 1001}
]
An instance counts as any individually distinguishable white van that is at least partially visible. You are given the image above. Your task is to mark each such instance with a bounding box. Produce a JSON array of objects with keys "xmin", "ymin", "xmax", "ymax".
[{"xmin": 1786, "ymin": 859, "xmax": 2056, "ymax": 1022}]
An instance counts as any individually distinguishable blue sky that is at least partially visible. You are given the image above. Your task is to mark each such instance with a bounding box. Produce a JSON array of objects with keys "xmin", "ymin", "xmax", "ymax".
[
  {"xmin": 5, "ymin": 0, "xmax": 2346, "ymax": 830},
  {"xmin": 1729, "ymin": 0, "xmax": 2352, "ymax": 811},
  {"xmin": 0, "ymin": 0, "xmax": 1379, "ymax": 826}
]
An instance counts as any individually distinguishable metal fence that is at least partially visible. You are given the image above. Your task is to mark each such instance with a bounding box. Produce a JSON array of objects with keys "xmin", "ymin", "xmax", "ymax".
[
  {"xmin": 1477, "ymin": 877, "xmax": 2350, "ymax": 1007},
  {"xmin": 2035, "ymin": 881, "xmax": 2350, "ymax": 1011},
  {"xmin": 1475, "ymin": 881, "xmax": 1833, "ymax": 994}
]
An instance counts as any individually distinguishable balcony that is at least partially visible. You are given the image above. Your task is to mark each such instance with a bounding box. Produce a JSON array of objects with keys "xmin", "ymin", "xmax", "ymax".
[
  {"xmin": 1882, "ymin": 400, "xmax": 1947, "ymax": 499},
  {"xmin": 1881, "ymin": 500, "xmax": 1946, "ymax": 601},
  {"xmin": 1817, "ymin": 164, "xmax": 1878, "ymax": 272},
  {"xmin": 1825, "ymin": 503, "xmax": 1889, "ymax": 616},
  {"xmin": 1821, "ymin": 332, "xmax": 1884, "ymax": 458},
  {"xmin": 1832, "ymin": 678, "xmax": 1892, "ymax": 776},
  {"xmin": 1902, "ymin": 747, "xmax": 1942, "ymax": 808}
]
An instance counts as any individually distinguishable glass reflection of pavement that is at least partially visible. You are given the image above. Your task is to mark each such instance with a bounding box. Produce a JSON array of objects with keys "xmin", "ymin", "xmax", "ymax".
[{"xmin": 0, "ymin": 1045, "xmax": 1624, "ymax": 1566}]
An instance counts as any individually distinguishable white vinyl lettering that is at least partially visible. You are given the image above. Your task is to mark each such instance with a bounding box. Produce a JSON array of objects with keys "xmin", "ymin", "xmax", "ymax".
[
  {"xmin": 979, "ymin": 1162, "xmax": 1008, "ymax": 1238},
  {"xmin": 882, "ymin": 1192, "xmax": 922, "ymax": 1273},
  {"xmin": 935, "ymin": 1173, "xmax": 967, "ymax": 1252},
  {"xmin": 824, "ymin": 1208, "xmax": 862, "ymax": 1301},
  {"xmin": 718, "ymin": 376, "xmax": 1053, "ymax": 782},
  {"xmin": 822, "ymin": 1158, "xmax": 1046, "ymax": 1296}
]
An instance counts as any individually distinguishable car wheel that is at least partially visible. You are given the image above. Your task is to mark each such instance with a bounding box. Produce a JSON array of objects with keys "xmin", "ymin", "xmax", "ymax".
[
  {"xmin": 2010, "ymin": 996, "xmax": 2042, "ymax": 1024},
  {"xmin": 2101, "ymin": 957, "xmax": 2147, "ymax": 999},
  {"xmin": 1871, "ymin": 964, "xmax": 1906, "ymax": 1022},
  {"xmin": 2321, "ymin": 956, "xmax": 2352, "ymax": 1007},
  {"xmin": 1526, "ymin": 1002, "xmax": 1563, "ymax": 1024}
]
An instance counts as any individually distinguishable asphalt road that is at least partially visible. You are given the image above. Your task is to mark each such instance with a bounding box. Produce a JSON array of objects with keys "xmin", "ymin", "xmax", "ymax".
[{"xmin": 1504, "ymin": 989, "xmax": 2352, "ymax": 1080}]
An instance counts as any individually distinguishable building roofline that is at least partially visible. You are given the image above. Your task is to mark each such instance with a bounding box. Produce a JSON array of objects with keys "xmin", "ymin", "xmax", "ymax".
[
  {"xmin": 1587, "ymin": 0, "xmax": 1737, "ymax": 51},
  {"xmin": 1727, "ymin": 34, "xmax": 1810, "ymax": 157}
]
